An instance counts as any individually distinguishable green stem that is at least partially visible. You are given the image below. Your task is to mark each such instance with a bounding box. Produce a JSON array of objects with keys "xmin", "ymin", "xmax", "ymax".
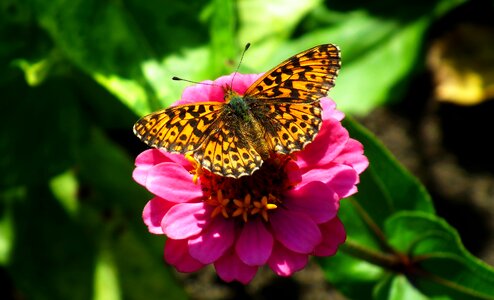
[
  {"xmin": 348, "ymin": 198, "xmax": 397, "ymax": 254},
  {"xmin": 340, "ymin": 240, "xmax": 400, "ymax": 269}
]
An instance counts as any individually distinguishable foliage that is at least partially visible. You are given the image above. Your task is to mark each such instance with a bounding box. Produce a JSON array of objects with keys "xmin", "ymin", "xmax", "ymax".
[{"xmin": 1, "ymin": 0, "xmax": 493, "ymax": 299}]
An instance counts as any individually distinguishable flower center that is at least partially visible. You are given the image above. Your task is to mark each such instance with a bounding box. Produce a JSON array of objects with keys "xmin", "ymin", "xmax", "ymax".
[{"xmin": 194, "ymin": 155, "xmax": 298, "ymax": 222}]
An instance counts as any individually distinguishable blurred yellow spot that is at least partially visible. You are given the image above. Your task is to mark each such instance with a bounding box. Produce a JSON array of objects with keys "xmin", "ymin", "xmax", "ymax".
[{"xmin": 428, "ymin": 24, "xmax": 494, "ymax": 105}]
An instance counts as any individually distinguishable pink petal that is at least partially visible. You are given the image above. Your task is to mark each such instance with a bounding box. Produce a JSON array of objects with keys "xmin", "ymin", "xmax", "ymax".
[
  {"xmin": 133, "ymin": 150, "xmax": 192, "ymax": 187},
  {"xmin": 164, "ymin": 239, "xmax": 205, "ymax": 272},
  {"xmin": 178, "ymin": 80, "xmax": 222, "ymax": 104},
  {"xmin": 209, "ymin": 73, "xmax": 261, "ymax": 96},
  {"xmin": 188, "ymin": 217, "xmax": 235, "ymax": 264},
  {"xmin": 214, "ymin": 249, "xmax": 258, "ymax": 284},
  {"xmin": 268, "ymin": 242, "xmax": 308, "ymax": 276},
  {"xmin": 135, "ymin": 149, "xmax": 169, "ymax": 166},
  {"xmin": 321, "ymin": 98, "xmax": 345, "ymax": 121},
  {"xmin": 284, "ymin": 181, "xmax": 339, "ymax": 224},
  {"xmin": 146, "ymin": 162, "xmax": 203, "ymax": 202},
  {"xmin": 313, "ymin": 217, "xmax": 346, "ymax": 256},
  {"xmin": 326, "ymin": 164, "xmax": 360, "ymax": 198},
  {"xmin": 177, "ymin": 73, "xmax": 261, "ymax": 105},
  {"xmin": 142, "ymin": 197, "xmax": 174, "ymax": 234},
  {"xmin": 333, "ymin": 138, "xmax": 369, "ymax": 175},
  {"xmin": 235, "ymin": 219, "xmax": 273, "ymax": 265},
  {"xmin": 296, "ymin": 118, "xmax": 349, "ymax": 169},
  {"xmin": 162, "ymin": 151, "xmax": 196, "ymax": 171},
  {"xmin": 285, "ymin": 160, "xmax": 302, "ymax": 185},
  {"xmin": 270, "ymin": 210, "xmax": 322, "ymax": 254},
  {"xmin": 230, "ymin": 73, "xmax": 262, "ymax": 94},
  {"xmin": 301, "ymin": 164, "xmax": 358, "ymax": 199},
  {"xmin": 153, "ymin": 149, "xmax": 191, "ymax": 167},
  {"xmin": 162, "ymin": 202, "xmax": 211, "ymax": 239},
  {"xmin": 133, "ymin": 149, "xmax": 169, "ymax": 186}
]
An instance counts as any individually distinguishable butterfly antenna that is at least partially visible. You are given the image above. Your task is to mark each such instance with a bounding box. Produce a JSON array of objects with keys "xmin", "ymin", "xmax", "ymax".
[
  {"xmin": 172, "ymin": 76, "xmax": 218, "ymax": 87},
  {"xmin": 230, "ymin": 43, "xmax": 251, "ymax": 88}
]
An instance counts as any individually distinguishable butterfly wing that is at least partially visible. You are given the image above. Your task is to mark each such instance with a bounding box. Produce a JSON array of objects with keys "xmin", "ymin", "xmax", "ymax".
[
  {"xmin": 133, "ymin": 102, "xmax": 225, "ymax": 153},
  {"xmin": 193, "ymin": 113, "xmax": 263, "ymax": 178},
  {"xmin": 244, "ymin": 44, "xmax": 340, "ymax": 154},
  {"xmin": 253, "ymin": 101, "xmax": 323, "ymax": 155},
  {"xmin": 134, "ymin": 102, "xmax": 263, "ymax": 178},
  {"xmin": 244, "ymin": 44, "xmax": 341, "ymax": 103}
]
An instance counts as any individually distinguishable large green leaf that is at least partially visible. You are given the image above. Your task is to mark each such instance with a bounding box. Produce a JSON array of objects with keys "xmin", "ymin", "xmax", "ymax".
[
  {"xmin": 17, "ymin": 0, "xmax": 211, "ymax": 115},
  {"xmin": 0, "ymin": 76, "xmax": 88, "ymax": 188},
  {"xmin": 374, "ymin": 274, "xmax": 431, "ymax": 300},
  {"xmin": 236, "ymin": 0, "xmax": 322, "ymax": 69},
  {"xmin": 7, "ymin": 184, "xmax": 96, "ymax": 300},
  {"xmin": 385, "ymin": 213, "xmax": 494, "ymax": 300}
]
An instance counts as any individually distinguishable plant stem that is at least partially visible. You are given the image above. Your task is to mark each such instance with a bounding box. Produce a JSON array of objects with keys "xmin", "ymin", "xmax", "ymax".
[{"xmin": 340, "ymin": 239, "xmax": 399, "ymax": 269}]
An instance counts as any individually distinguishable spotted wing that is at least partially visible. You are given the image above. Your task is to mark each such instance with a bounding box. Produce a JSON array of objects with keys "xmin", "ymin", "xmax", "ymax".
[
  {"xmin": 133, "ymin": 103, "xmax": 225, "ymax": 154},
  {"xmin": 244, "ymin": 44, "xmax": 341, "ymax": 103},
  {"xmin": 134, "ymin": 103, "xmax": 263, "ymax": 178},
  {"xmin": 245, "ymin": 44, "xmax": 339, "ymax": 154},
  {"xmin": 193, "ymin": 115, "xmax": 263, "ymax": 178},
  {"xmin": 255, "ymin": 101, "xmax": 323, "ymax": 154}
]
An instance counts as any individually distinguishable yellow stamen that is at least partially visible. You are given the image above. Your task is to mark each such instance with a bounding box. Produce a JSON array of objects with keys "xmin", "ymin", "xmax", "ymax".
[
  {"xmin": 208, "ymin": 190, "xmax": 231, "ymax": 218},
  {"xmin": 266, "ymin": 204, "xmax": 278, "ymax": 210},
  {"xmin": 232, "ymin": 194, "xmax": 252, "ymax": 222},
  {"xmin": 253, "ymin": 194, "xmax": 279, "ymax": 221},
  {"xmin": 185, "ymin": 153, "xmax": 202, "ymax": 184}
]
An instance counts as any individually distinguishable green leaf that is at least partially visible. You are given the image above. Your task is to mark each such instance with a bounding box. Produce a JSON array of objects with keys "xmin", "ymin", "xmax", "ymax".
[
  {"xmin": 329, "ymin": 16, "xmax": 428, "ymax": 114},
  {"xmin": 374, "ymin": 274, "xmax": 431, "ymax": 300},
  {"xmin": 0, "ymin": 76, "xmax": 88, "ymax": 188},
  {"xmin": 7, "ymin": 184, "xmax": 95, "ymax": 300},
  {"xmin": 94, "ymin": 248, "xmax": 121, "ymax": 300},
  {"xmin": 141, "ymin": 46, "xmax": 210, "ymax": 112},
  {"xmin": 49, "ymin": 169, "xmax": 79, "ymax": 216},
  {"xmin": 236, "ymin": 0, "xmax": 322, "ymax": 73},
  {"xmin": 0, "ymin": 187, "xmax": 24, "ymax": 265},
  {"xmin": 207, "ymin": 0, "xmax": 237, "ymax": 75},
  {"xmin": 318, "ymin": 249, "xmax": 384, "ymax": 298},
  {"xmin": 385, "ymin": 213, "xmax": 494, "ymax": 300},
  {"xmin": 238, "ymin": 0, "xmax": 321, "ymax": 47},
  {"xmin": 19, "ymin": 0, "xmax": 210, "ymax": 115}
]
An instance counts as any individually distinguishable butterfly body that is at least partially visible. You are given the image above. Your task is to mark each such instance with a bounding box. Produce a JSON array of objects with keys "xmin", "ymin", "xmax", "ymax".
[
  {"xmin": 225, "ymin": 90, "xmax": 271, "ymax": 159},
  {"xmin": 227, "ymin": 92, "xmax": 251, "ymax": 122},
  {"xmin": 134, "ymin": 44, "xmax": 341, "ymax": 178}
]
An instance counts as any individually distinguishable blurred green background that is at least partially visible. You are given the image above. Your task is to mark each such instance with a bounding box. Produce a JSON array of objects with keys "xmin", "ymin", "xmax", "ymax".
[{"xmin": 2, "ymin": 0, "xmax": 494, "ymax": 299}]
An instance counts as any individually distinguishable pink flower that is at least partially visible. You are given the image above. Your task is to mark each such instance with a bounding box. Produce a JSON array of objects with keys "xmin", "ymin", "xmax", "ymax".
[{"xmin": 133, "ymin": 73, "xmax": 368, "ymax": 284}]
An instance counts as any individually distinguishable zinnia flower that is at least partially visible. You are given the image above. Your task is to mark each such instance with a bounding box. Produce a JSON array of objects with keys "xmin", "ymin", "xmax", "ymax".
[{"xmin": 133, "ymin": 73, "xmax": 368, "ymax": 284}]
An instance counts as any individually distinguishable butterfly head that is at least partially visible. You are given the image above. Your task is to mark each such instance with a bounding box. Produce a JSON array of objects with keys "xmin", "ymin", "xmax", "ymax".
[{"xmin": 222, "ymin": 84, "xmax": 240, "ymax": 103}]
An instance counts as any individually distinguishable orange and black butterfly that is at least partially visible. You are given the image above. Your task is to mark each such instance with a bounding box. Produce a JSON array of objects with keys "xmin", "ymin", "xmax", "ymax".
[{"xmin": 133, "ymin": 44, "xmax": 341, "ymax": 178}]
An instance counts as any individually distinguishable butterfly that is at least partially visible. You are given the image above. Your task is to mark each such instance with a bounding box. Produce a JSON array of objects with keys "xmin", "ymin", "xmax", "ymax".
[{"xmin": 133, "ymin": 44, "xmax": 341, "ymax": 178}]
